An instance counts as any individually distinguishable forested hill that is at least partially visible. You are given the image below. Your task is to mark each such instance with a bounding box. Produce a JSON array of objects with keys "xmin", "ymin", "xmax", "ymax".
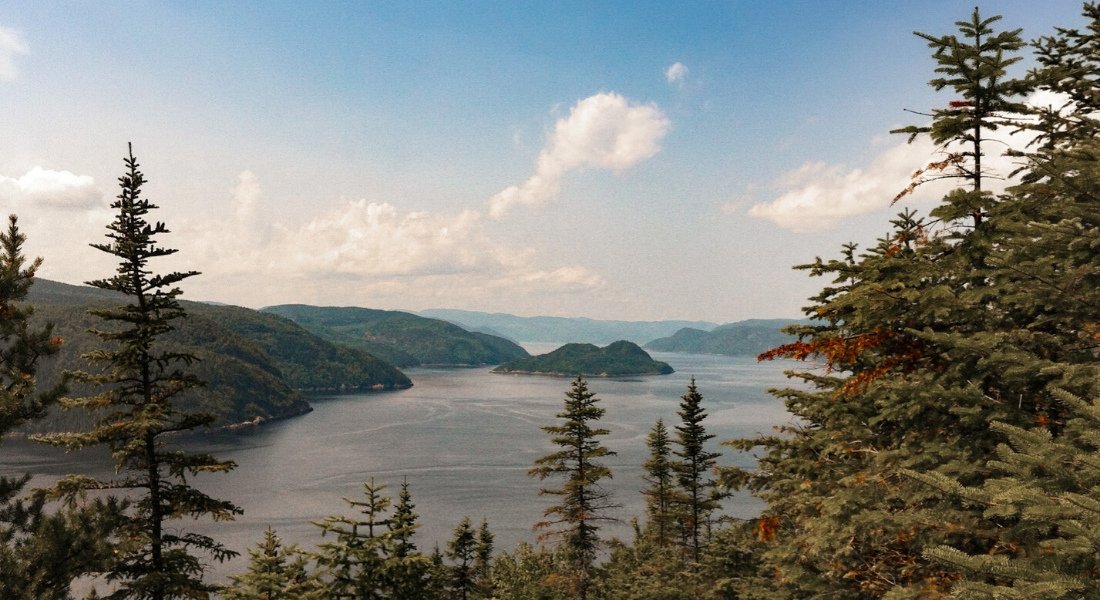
[
  {"xmin": 418, "ymin": 308, "xmax": 719, "ymax": 345},
  {"xmin": 644, "ymin": 318, "xmax": 801, "ymax": 356},
  {"xmin": 263, "ymin": 305, "xmax": 531, "ymax": 367},
  {"xmin": 22, "ymin": 279, "xmax": 412, "ymax": 431},
  {"xmin": 492, "ymin": 340, "xmax": 674, "ymax": 377}
]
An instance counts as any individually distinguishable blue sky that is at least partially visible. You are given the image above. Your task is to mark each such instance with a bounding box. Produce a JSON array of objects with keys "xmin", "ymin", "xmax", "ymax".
[{"xmin": 0, "ymin": 1, "xmax": 1086, "ymax": 321}]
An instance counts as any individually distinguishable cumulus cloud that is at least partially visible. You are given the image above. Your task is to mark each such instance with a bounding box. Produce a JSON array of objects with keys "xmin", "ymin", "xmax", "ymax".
[
  {"xmin": 745, "ymin": 98, "xmax": 1055, "ymax": 232},
  {"xmin": 0, "ymin": 26, "xmax": 28, "ymax": 81},
  {"xmin": 489, "ymin": 92, "xmax": 669, "ymax": 218},
  {"xmin": 169, "ymin": 172, "xmax": 605, "ymax": 310},
  {"xmin": 745, "ymin": 139, "xmax": 949, "ymax": 231},
  {"xmin": 665, "ymin": 62, "xmax": 688, "ymax": 86},
  {"xmin": 0, "ymin": 166, "xmax": 103, "ymax": 209}
]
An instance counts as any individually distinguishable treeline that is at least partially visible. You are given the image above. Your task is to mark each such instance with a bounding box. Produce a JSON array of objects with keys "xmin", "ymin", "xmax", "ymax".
[{"xmin": 2, "ymin": 3, "xmax": 1100, "ymax": 599}]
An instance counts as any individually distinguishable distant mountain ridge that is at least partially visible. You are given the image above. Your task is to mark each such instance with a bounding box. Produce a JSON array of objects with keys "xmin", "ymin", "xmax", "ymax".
[
  {"xmin": 644, "ymin": 318, "xmax": 803, "ymax": 356},
  {"xmin": 417, "ymin": 308, "xmax": 719, "ymax": 345},
  {"xmin": 493, "ymin": 340, "xmax": 674, "ymax": 377},
  {"xmin": 262, "ymin": 305, "xmax": 530, "ymax": 367}
]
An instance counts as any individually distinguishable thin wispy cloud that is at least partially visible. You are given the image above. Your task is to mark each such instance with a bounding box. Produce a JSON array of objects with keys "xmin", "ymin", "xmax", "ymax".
[
  {"xmin": 489, "ymin": 92, "xmax": 670, "ymax": 218},
  {"xmin": 665, "ymin": 62, "xmax": 688, "ymax": 86},
  {"xmin": 0, "ymin": 25, "xmax": 28, "ymax": 81}
]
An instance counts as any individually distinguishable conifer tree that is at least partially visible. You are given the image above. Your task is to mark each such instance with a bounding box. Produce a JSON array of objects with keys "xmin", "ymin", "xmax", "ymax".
[
  {"xmin": 313, "ymin": 478, "xmax": 436, "ymax": 599},
  {"xmin": 390, "ymin": 478, "xmax": 419, "ymax": 559},
  {"xmin": 641, "ymin": 418, "xmax": 675, "ymax": 548},
  {"xmin": 0, "ymin": 215, "xmax": 120, "ymax": 598},
  {"xmin": 447, "ymin": 516, "xmax": 477, "ymax": 600},
  {"xmin": 223, "ymin": 527, "xmax": 322, "ymax": 600},
  {"xmin": 892, "ymin": 6, "xmax": 1028, "ymax": 228},
  {"xmin": 672, "ymin": 379, "xmax": 721, "ymax": 562},
  {"xmin": 719, "ymin": 8, "xmax": 1044, "ymax": 595},
  {"xmin": 387, "ymin": 478, "xmax": 440, "ymax": 598},
  {"xmin": 40, "ymin": 145, "xmax": 240, "ymax": 599},
  {"xmin": 473, "ymin": 518, "xmax": 494, "ymax": 598},
  {"xmin": 313, "ymin": 479, "xmax": 393, "ymax": 599},
  {"xmin": 907, "ymin": 385, "xmax": 1100, "ymax": 598},
  {"xmin": 529, "ymin": 375, "xmax": 618, "ymax": 600}
]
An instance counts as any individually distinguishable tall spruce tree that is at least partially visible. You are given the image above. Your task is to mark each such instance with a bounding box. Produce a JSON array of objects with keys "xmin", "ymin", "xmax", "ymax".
[
  {"xmin": 673, "ymin": 379, "xmax": 721, "ymax": 563},
  {"xmin": 641, "ymin": 418, "xmax": 675, "ymax": 548},
  {"xmin": 40, "ymin": 146, "xmax": 240, "ymax": 599},
  {"xmin": 0, "ymin": 215, "xmax": 120, "ymax": 599},
  {"xmin": 473, "ymin": 518, "xmax": 494, "ymax": 598},
  {"xmin": 901, "ymin": 9, "xmax": 1100, "ymax": 591},
  {"xmin": 447, "ymin": 517, "xmax": 477, "ymax": 600},
  {"xmin": 529, "ymin": 374, "xmax": 618, "ymax": 600},
  {"xmin": 388, "ymin": 478, "xmax": 436, "ymax": 599},
  {"xmin": 891, "ymin": 6, "xmax": 1027, "ymax": 228},
  {"xmin": 720, "ymin": 8, "xmax": 1045, "ymax": 596}
]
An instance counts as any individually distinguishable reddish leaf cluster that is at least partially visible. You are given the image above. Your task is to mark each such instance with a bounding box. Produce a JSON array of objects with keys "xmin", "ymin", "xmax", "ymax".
[
  {"xmin": 759, "ymin": 328, "xmax": 925, "ymax": 396},
  {"xmin": 756, "ymin": 515, "xmax": 780, "ymax": 542}
]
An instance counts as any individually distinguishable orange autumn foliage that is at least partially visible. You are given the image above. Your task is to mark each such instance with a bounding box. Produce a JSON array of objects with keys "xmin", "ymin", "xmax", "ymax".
[{"xmin": 758, "ymin": 328, "xmax": 925, "ymax": 396}]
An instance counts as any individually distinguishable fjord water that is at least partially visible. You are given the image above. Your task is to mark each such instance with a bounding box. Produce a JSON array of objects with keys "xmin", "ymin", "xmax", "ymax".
[{"xmin": 5, "ymin": 348, "xmax": 797, "ymax": 581}]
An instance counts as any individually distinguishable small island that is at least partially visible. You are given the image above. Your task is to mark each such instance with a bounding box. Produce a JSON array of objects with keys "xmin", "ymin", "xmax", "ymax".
[{"xmin": 492, "ymin": 340, "xmax": 674, "ymax": 377}]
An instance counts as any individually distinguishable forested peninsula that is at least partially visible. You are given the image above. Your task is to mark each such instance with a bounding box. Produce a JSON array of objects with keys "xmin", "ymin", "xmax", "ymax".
[
  {"xmin": 22, "ymin": 279, "xmax": 412, "ymax": 431},
  {"xmin": 263, "ymin": 304, "xmax": 530, "ymax": 368},
  {"xmin": 644, "ymin": 318, "xmax": 800, "ymax": 356}
]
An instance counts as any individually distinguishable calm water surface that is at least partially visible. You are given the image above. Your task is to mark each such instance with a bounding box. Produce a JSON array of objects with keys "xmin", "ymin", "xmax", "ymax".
[{"xmin": 2, "ymin": 349, "xmax": 800, "ymax": 582}]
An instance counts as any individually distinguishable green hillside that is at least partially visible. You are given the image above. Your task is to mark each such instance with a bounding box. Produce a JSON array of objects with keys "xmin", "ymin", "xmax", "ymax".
[
  {"xmin": 492, "ymin": 340, "xmax": 674, "ymax": 377},
  {"xmin": 644, "ymin": 318, "xmax": 800, "ymax": 356},
  {"xmin": 263, "ymin": 305, "xmax": 530, "ymax": 367},
  {"xmin": 22, "ymin": 279, "xmax": 411, "ymax": 432}
]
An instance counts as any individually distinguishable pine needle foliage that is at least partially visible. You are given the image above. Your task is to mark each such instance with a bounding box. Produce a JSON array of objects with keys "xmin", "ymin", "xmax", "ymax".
[
  {"xmin": 311, "ymin": 478, "xmax": 434, "ymax": 599},
  {"xmin": 0, "ymin": 215, "xmax": 120, "ymax": 598},
  {"xmin": 907, "ymin": 386, "xmax": 1100, "ymax": 598},
  {"xmin": 37, "ymin": 145, "xmax": 240, "ymax": 599},
  {"xmin": 641, "ymin": 418, "xmax": 675, "ymax": 548},
  {"xmin": 223, "ymin": 527, "xmax": 322, "ymax": 600},
  {"xmin": 529, "ymin": 374, "xmax": 618, "ymax": 600},
  {"xmin": 891, "ymin": 7, "xmax": 1028, "ymax": 227},
  {"xmin": 672, "ymin": 379, "xmax": 722, "ymax": 563}
]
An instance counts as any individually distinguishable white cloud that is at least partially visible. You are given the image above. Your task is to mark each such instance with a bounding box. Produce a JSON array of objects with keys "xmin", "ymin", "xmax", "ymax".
[
  {"xmin": 489, "ymin": 92, "xmax": 670, "ymax": 218},
  {"xmin": 745, "ymin": 106, "xmax": 1051, "ymax": 232},
  {"xmin": 665, "ymin": 62, "xmax": 688, "ymax": 86},
  {"xmin": 231, "ymin": 170, "xmax": 262, "ymax": 222},
  {"xmin": 0, "ymin": 26, "xmax": 28, "ymax": 81},
  {"xmin": 0, "ymin": 166, "xmax": 103, "ymax": 210},
  {"xmin": 165, "ymin": 172, "xmax": 605, "ymax": 309}
]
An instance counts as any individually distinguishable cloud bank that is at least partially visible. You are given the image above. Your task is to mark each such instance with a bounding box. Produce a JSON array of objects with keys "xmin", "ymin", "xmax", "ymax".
[
  {"xmin": 171, "ymin": 172, "xmax": 605, "ymax": 309},
  {"xmin": 0, "ymin": 26, "xmax": 28, "ymax": 81},
  {"xmin": 489, "ymin": 92, "xmax": 669, "ymax": 218}
]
